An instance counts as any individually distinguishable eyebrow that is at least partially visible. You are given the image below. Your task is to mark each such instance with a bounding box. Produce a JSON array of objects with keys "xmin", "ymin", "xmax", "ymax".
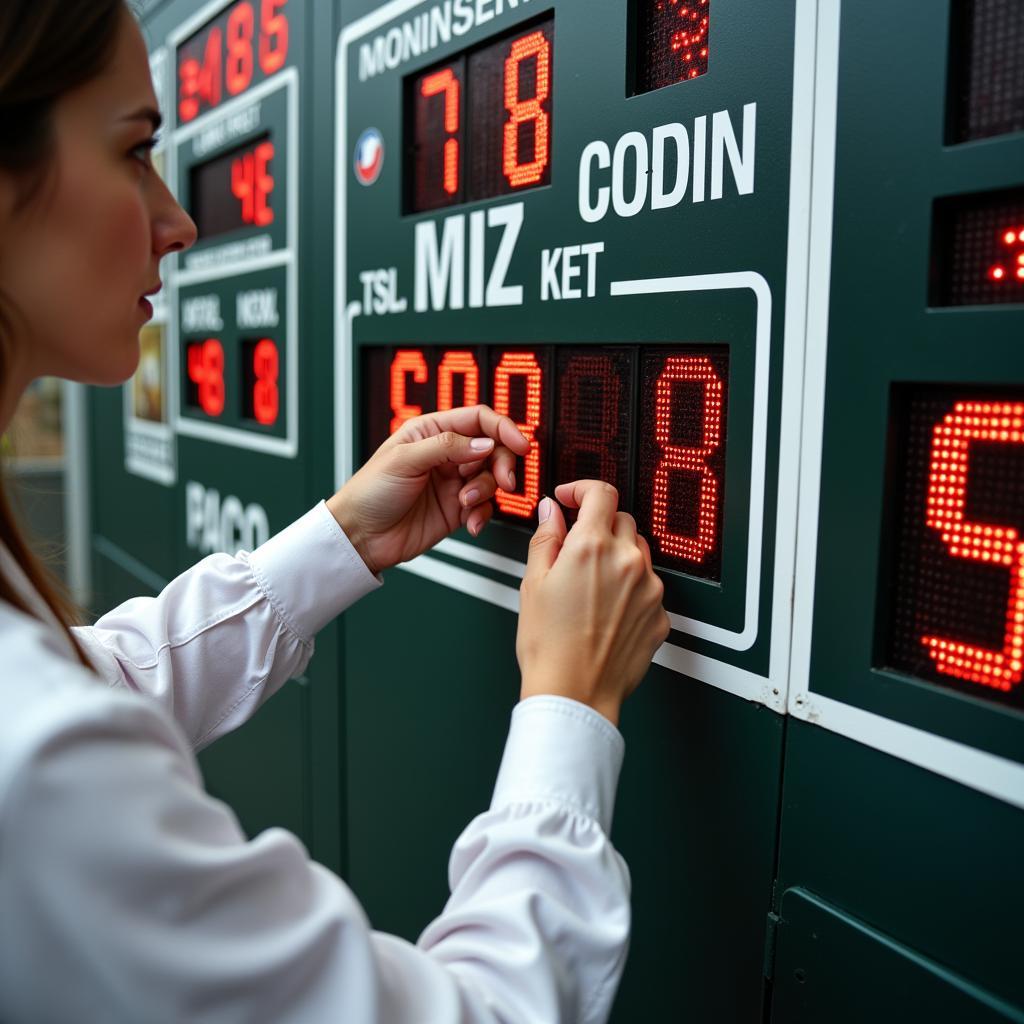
[{"xmin": 120, "ymin": 107, "xmax": 163, "ymax": 132}]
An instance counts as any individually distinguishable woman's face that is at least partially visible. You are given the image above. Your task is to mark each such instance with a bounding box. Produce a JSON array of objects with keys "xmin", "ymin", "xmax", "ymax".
[{"xmin": 0, "ymin": 7, "xmax": 197, "ymax": 387}]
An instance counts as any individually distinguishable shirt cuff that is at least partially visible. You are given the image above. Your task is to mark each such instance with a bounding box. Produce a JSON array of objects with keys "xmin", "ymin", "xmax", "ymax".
[
  {"xmin": 246, "ymin": 500, "xmax": 382, "ymax": 641},
  {"xmin": 490, "ymin": 695, "xmax": 625, "ymax": 835}
]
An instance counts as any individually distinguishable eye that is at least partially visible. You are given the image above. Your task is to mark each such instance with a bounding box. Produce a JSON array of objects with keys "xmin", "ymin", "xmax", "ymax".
[{"xmin": 130, "ymin": 135, "xmax": 160, "ymax": 167}]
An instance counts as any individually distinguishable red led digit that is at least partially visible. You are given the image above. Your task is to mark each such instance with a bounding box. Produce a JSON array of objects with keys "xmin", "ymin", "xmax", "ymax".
[
  {"xmin": 178, "ymin": 58, "xmax": 201, "ymax": 122},
  {"xmin": 231, "ymin": 151, "xmax": 255, "ymax": 223},
  {"xmin": 201, "ymin": 28, "xmax": 223, "ymax": 110},
  {"xmin": 560, "ymin": 354, "xmax": 620, "ymax": 484},
  {"xmin": 259, "ymin": 0, "xmax": 289, "ymax": 75},
  {"xmin": 987, "ymin": 224, "xmax": 1024, "ymax": 286},
  {"xmin": 652, "ymin": 355, "xmax": 723, "ymax": 562},
  {"xmin": 226, "ymin": 2, "xmax": 255, "ymax": 95},
  {"xmin": 421, "ymin": 68, "xmax": 461, "ymax": 196},
  {"xmin": 251, "ymin": 339, "xmax": 279, "ymax": 425},
  {"xmin": 230, "ymin": 142, "xmax": 273, "ymax": 227},
  {"xmin": 390, "ymin": 349, "xmax": 429, "ymax": 434},
  {"xmin": 253, "ymin": 141, "xmax": 274, "ymax": 226},
  {"xmin": 437, "ymin": 351, "xmax": 479, "ymax": 410},
  {"xmin": 493, "ymin": 351, "xmax": 543, "ymax": 517},
  {"xmin": 188, "ymin": 339, "xmax": 226, "ymax": 417},
  {"xmin": 922, "ymin": 402, "xmax": 1024, "ymax": 691},
  {"xmin": 503, "ymin": 31, "xmax": 551, "ymax": 188}
]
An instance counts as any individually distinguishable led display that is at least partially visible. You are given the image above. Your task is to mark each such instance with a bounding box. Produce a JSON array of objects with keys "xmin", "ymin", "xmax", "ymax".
[
  {"xmin": 177, "ymin": 0, "xmax": 290, "ymax": 124},
  {"xmin": 362, "ymin": 344, "xmax": 730, "ymax": 580},
  {"xmin": 634, "ymin": 0, "xmax": 710, "ymax": 95},
  {"xmin": 190, "ymin": 136, "xmax": 275, "ymax": 241},
  {"xmin": 406, "ymin": 17, "xmax": 554, "ymax": 213},
  {"xmin": 932, "ymin": 189, "xmax": 1024, "ymax": 306},
  {"xmin": 948, "ymin": 0, "xmax": 1024, "ymax": 143},
  {"xmin": 881, "ymin": 385, "xmax": 1024, "ymax": 709},
  {"xmin": 184, "ymin": 334, "xmax": 283, "ymax": 429}
]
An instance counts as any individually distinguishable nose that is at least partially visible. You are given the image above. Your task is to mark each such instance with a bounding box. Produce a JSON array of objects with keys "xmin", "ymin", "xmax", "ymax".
[{"xmin": 151, "ymin": 175, "xmax": 198, "ymax": 257}]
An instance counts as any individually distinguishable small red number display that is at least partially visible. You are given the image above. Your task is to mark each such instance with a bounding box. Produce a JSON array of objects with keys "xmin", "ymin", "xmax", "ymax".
[
  {"xmin": 408, "ymin": 17, "xmax": 554, "ymax": 212},
  {"xmin": 187, "ymin": 339, "xmax": 226, "ymax": 417},
  {"xmin": 191, "ymin": 136, "xmax": 275, "ymax": 241},
  {"xmin": 177, "ymin": 0, "xmax": 290, "ymax": 124},
  {"xmin": 492, "ymin": 351, "xmax": 545, "ymax": 519},
  {"xmin": 635, "ymin": 0, "xmax": 710, "ymax": 95}
]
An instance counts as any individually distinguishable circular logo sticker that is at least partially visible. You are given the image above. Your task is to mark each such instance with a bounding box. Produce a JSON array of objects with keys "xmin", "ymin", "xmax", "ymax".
[{"xmin": 354, "ymin": 128, "xmax": 384, "ymax": 186}]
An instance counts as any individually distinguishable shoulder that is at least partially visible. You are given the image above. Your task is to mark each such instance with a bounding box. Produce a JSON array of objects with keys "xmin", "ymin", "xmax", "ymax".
[{"xmin": 0, "ymin": 601, "xmax": 194, "ymax": 805}]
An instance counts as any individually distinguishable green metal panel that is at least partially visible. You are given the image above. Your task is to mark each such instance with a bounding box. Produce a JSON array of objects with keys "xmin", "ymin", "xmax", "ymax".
[{"xmin": 772, "ymin": 887, "xmax": 1024, "ymax": 1024}]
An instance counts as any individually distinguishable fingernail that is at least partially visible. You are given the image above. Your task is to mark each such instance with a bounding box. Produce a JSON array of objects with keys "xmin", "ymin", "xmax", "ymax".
[
  {"xmin": 538, "ymin": 496, "xmax": 552, "ymax": 523},
  {"xmin": 508, "ymin": 471, "xmax": 516, "ymax": 490},
  {"xmin": 463, "ymin": 488, "xmax": 480, "ymax": 506},
  {"xmin": 470, "ymin": 437, "xmax": 494, "ymax": 452},
  {"xmin": 468, "ymin": 519, "xmax": 479, "ymax": 537}
]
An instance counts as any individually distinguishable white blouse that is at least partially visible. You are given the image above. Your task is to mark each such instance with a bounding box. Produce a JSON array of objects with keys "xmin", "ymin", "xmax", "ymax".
[{"xmin": 0, "ymin": 502, "xmax": 630, "ymax": 1023}]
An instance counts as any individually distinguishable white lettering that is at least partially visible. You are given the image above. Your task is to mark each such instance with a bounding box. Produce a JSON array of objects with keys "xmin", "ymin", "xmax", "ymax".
[
  {"xmin": 578, "ymin": 140, "xmax": 611, "ymax": 224},
  {"xmin": 651, "ymin": 123, "xmax": 689, "ymax": 211},
  {"xmin": 236, "ymin": 288, "xmax": 279, "ymax": 328},
  {"xmin": 185, "ymin": 481, "xmax": 270, "ymax": 555},
  {"xmin": 612, "ymin": 132, "xmax": 648, "ymax": 218},
  {"xmin": 485, "ymin": 202, "xmax": 523, "ymax": 307},
  {"xmin": 540, "ymin": 247, "xmax": 561, "ymax": 301},
  {"xmin": 475, "ymin": 0, "xmax": 494, "ymax": 24},
  {"xmin": 182, "ymin": 295, "xmax": 223, "ymax": 332},
  {"xmin": 711, "ymin": 102, "xmax": 756, "ymax": 200},
  {"xmin": 415, "ymin": 216, "xmax": 465, "ymax": 312}
]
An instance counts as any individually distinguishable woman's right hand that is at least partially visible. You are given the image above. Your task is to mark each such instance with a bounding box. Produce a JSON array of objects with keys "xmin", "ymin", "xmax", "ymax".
[{"xmin": 516, "ymin": 481, "xmax": 671, "ymax": 727}]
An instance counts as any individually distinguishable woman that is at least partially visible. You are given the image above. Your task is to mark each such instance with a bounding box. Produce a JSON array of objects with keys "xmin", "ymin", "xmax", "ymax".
[{"xmin": 0, "ymin": 2, "xmax": 670, "ymax": 1021}]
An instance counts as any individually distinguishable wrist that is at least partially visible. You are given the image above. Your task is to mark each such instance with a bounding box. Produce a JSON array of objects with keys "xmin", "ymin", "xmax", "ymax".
[
  {"xmin": 519, "ymin": 674, "xmax": 621, "ymax": 727},
  {"xmin": 326, "ymin": 491, "xmax": 378, "ymax": 576}
]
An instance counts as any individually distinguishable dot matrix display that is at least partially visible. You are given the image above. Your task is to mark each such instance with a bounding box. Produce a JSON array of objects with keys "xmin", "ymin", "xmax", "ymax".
[
  {"xmin": 176, "ymin": 0, "xmax": 290, "ymax": 124},
  {"xmin": 406, "ymin": 17, "xmax": 554, "ymax": 213},
  {"xmin": 948, "ymin": 0, "xmax": 1024, "ymax": 143},
  {"xmin": 634, "ymin": 0, "xmax": 710, "ymax": 95},
  {"xmin": 363, "ymin": 344, "xmax": 730, "ymax": 581},
  {"xmin": 190, "ymin": 135, "xmax": 276, "ymax": 241},
  {"xmin": 931, "ymin": 189, "xmax": 1024, "ymax": 306},
  {"xmin": 881, "ymin": 386, "xmax": 1024, "ymax": 709}
]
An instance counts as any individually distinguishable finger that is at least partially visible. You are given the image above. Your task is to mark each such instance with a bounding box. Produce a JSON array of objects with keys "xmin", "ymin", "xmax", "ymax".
[
  {"xmin": 491, "ymin": 445, "xmax": 517, "ymax": 492},
  {"xmin": 553, "ymin": 480, "xmax": 620, "ymax": 532},
  {"xmin": 523, "ymin": 496, "xmax": 567, "ymax": 584},
  {"xmin": 390, "ymin": 431, "xmax": 496, "ymax": 477},
  {"xmin": 459, "ymin": 470, "xmax": 497, "ymax": 508},
  {"xmin": 422, "ymin": 405, "xmax": 529, "ymax": 456},
  {"xmin": 637, "ymin": 533, "xmax": 654, "ymax": 573},
  {"xmin": 465, "ymin": 501, "xmax": 494, "ymax": 538},
  {"xmin": 612, "ymin": 511, "xmax": 638, "ymax": 543},
  {"xmin": 459, "ymin": 459, "xmax": 485, "ymax": 479}
]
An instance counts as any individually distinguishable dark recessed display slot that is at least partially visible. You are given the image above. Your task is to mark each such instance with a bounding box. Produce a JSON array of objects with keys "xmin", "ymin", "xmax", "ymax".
[
  {"xmin": 947, "ymin": 0, "xmax": 1024, "ymax": 143},
  {"xmin": 930, "ymin": 188, "xmax": 1024, "ymax": 306},
  {"xmin": 878, "ymin": 384, "xmax": 1024, "ymax": 710}
]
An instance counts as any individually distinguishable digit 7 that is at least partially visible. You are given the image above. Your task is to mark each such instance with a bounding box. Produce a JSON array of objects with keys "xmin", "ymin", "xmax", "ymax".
[{"xmin": 922, "ymin": 401, "xmax": 1024, "ymax": 691}]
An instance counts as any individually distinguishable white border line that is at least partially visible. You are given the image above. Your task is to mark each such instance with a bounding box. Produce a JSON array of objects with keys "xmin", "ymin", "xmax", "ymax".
[
  {"xmin": 335, "ymin": 1, "xmax": 817, "ymax": 712},
  {"xmin": 787, "ymin": 1, "xmax": 1024, "ymax": 809},
  {"xmin": 171, "ymin": 69, "xmax": 300, "ymax": 458},
  {"xmin": 609, "ymin": 273, "xmax": 769, "ymax": 651}
]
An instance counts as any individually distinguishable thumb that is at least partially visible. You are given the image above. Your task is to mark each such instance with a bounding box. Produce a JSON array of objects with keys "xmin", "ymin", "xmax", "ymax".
[
  {"xmin": 390, "ymin": 431, "xmax": 494, "ymax": 477},
  {"xmin": 524, "ymin": 496, "xmax": 567, "ymax": 583}
]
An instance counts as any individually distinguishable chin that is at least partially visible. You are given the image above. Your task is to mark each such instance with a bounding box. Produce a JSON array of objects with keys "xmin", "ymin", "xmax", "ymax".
[{"xmin": 76, "ymin": 334, "xmax": 142, "ymax": 387}]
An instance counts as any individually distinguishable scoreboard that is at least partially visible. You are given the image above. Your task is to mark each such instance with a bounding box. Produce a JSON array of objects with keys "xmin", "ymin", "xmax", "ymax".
[
  {"xmin": 336, "ymin": 0, "xmax": 803, "ymax": 714},
  {"xmin": 80, "ymin": 0, "xmax": 1024, "ymax": 1020}
]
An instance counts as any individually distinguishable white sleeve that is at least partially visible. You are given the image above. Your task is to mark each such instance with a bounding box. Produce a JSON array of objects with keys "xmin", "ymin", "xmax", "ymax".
[
  {"xmin": 74, "ymin": 501, "xmax": 381, "ymax": 750},
  {"xmin": 0, "ymin": 688, "xmax": 629, "ymax": 1024}
]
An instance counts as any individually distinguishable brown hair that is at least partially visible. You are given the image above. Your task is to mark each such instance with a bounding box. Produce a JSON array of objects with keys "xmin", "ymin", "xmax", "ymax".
[{"xmin": 0, "ymin": 0, "xmax": 126, "ymax": 666}]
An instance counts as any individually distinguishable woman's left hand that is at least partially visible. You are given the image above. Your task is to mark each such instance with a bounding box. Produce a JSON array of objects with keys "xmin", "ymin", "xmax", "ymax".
[{"xmin": 325, "ymin": 405, "xmax": 528, "ymax": 575}]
